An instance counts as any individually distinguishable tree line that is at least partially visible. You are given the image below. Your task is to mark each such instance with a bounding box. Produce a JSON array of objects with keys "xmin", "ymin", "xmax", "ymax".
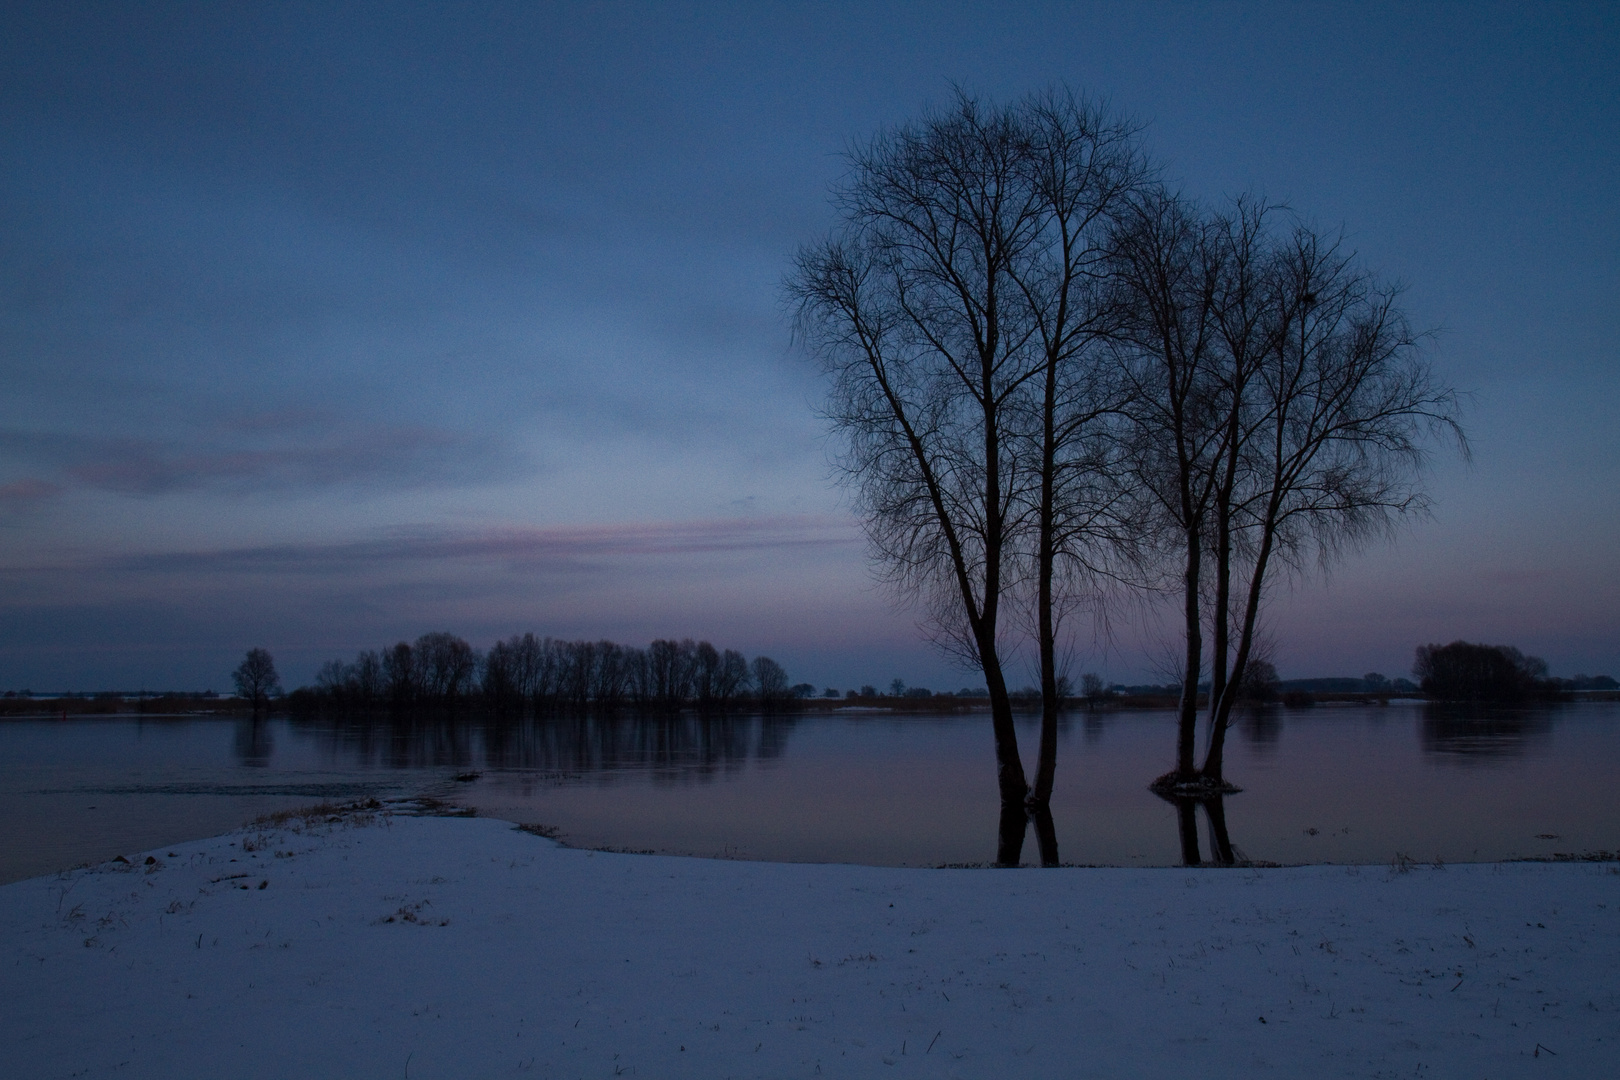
[
  {"xmin": 298, "ymin": 633, "xmax": 793, "ymax": 713},
  {"xmin": 1413, "ymin": 640, "xmax": 1591, "ymax": 703},
  {"xmin": 789, "ymin": 86, "xmax": 1464, "ymax": 807}
]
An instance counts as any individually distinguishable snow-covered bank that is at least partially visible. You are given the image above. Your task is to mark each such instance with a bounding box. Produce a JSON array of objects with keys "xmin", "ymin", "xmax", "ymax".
[{"xmin": 4, "ymin": 808, "xmax": 1615, "ymax": 1079}]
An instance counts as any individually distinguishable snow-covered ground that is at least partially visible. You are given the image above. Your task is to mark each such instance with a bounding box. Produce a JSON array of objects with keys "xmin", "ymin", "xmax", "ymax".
[{"xmin": 4, "ymin": 804, "xmax": 1615, "ymax": 1078}]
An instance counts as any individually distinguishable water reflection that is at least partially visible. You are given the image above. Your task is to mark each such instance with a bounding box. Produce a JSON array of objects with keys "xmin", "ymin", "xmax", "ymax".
[
  {"xmin": 1156, "ymin": 791, "xmax": 1242, "ymax": 867},
  {"xmin": 9, "ymin": 702, "xmax": 1620, "ymax": 880},
  {"xmin": 232, "ymin": 719, "xmax": 273, "ymax": 767},
  {"xmin": 996, "ymin": 803, "xmax": 1060, "ymax": 868},
  {"xmin": 1081, "ymin": 710, "xmax": 1111, "ymax": 746},
  {"xmin": 1240, "ymin": 706, "xmax": 1282, "ymax": 752},
  {"xmin": 280, "ymin": 711, "xmax": 801, "ymax": 779},
  {"xmin": 1420, "ymin": 704, "xmax": 1556, "ymax": 761}
]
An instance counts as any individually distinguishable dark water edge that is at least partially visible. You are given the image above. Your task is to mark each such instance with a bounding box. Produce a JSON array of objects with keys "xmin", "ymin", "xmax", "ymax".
[{"xmin": 3, "ymin": 702, "xmax": 1618, "ymax": 884}]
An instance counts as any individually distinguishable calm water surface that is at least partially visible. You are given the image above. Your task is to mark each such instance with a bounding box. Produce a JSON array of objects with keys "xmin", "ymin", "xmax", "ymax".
[{"xmin": 3, "ymin": 703, "xmax": 1617, "ymax": 883}]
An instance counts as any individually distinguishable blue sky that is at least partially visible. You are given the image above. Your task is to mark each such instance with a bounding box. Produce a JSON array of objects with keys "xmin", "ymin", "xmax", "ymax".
[{"xmin": 1, "ymin": 1, "xmax": 1615, "ymax": 691}]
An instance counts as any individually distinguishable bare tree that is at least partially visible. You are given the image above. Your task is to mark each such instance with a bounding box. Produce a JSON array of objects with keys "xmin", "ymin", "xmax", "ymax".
[
  {"xmin": 1112, "ymin": 192, "xmax": 1463, "ymax": 790},
  {"xmin": 790, "ymin": 90, "xmax": 1055, "ymax": 804},
  {"xmin": 1198, "ymin": 218, "xmax": 1463, "ymax": 782},
  {"xmin": 534, "ymin": 637, "xmax": 564, "ymax": 710},
  {"xmin": 1107, "ymin": 187, "xmax": 1230, "ymax": 787},
  {"xmin": 562, "ymin": 640, "xmax": 595, "ymax": 709},
  {"xmin": 1003, "ymin": 88, "xmax": 1149, "ymax": 803},
  {"xmin": 648, "ymin": 639, "xmax": 695, "ymax": 709},
  {"xmin": 590, "ymin": 640, "xmax": 627, "ymax": 707},
  {"xmin": 415, "ymin": 632, "xmax": 478, "ymax": 705},
  {"xmin": 751, "ymin": 656, "xmax": 788, "ymax": 706},
  {"xmin": 351, "ymin": 649, "xmax": 383, "ymax": 705},
  {"xmin": 792, "ymin": 87, "xmax": 1153, "ymax": 806},
  {"xmin": 383, "ymin": 642, "xmax": 416, "ymax": 706},
  {"xmin": 482, "ymin": 638, "xmax": 522, "ymax": 713},
  {"xmin": 232, "ymin": 647, "xmax": 280, "ymax": 717},
  {"xmin": 314, "ymin": 659, "xmax": 349, "ymax": 697},
  {"xmin": 714, "ymin": 648, "xmax": 748, "ymax": 705},
  {"xmin": 623, "ymin": 646, "xmax": 652, "ymax": 707},
  {"xmin": 693, "ymin": 641, "xmax": 720, "ymax": 706}
]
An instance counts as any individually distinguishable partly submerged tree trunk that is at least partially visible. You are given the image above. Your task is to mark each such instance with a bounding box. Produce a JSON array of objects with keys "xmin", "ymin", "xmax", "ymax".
[
  {"xmin": 1031, "ymin": 803, "xmax": 1060, "ymax": 867},
  {"xmin": 1200, "ymin": 521, "xmax": 1275, "ymax": 785},
  {"xmin": 1030, "ymin": 357, "xmax": 1061, "ymax": 805},
  {"xmin": 981, "ymin": 639, "xmax": 1030, "ymax": 804},
  {"xmin": 1203, "ymin": 794, "xmax": 1236, "ymax": 865},
  {"xmin": 1173, "ymin": 796, "xmax": 1201, "ymax": 866},
  {"xmin": 996, "ymin": 803, "xmax": 1028, "ymax": 867},
  {"xmin": 1172, "ymin": 522, "xmax": 1203, "ymax": 782},
  {"xmin": 994, "ymin": 803, "xmax": 1061, "ymax": 867}
]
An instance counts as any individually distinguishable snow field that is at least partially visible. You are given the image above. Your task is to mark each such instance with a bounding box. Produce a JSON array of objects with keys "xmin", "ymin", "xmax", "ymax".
[{"xmin": 3, "ymin": 809, "xmax": 1616, "ymax": 1078}]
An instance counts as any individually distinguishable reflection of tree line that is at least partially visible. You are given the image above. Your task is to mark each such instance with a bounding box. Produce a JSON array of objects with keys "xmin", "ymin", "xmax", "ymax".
[
  {"xmin": 259, "ymin": 701, "xmax": 1566, "ymax": 867},
  {"xmin": 1419, "ymin": 704, "xmax": 1555, "ymax": 759},
  {"xmin": 295, "ymin": 633, "xmax": 796, "ymax": 715},
  {"xmin": 1202, "ymin": 701, "xmax": 1559, "ymax": 760},
  {"xmin": 1006, "ymin": 703, "xmax": 1569, "ymax": 866},
  {"xmin": 283, "ymin": 711, "xmax": 799, "ymax": 777}
]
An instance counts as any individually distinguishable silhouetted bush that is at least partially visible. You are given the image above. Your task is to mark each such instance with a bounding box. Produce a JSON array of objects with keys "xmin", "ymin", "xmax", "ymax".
[{"xmin": 1413, "ymin": 641, "xmax": 1553, "ymax": 702}]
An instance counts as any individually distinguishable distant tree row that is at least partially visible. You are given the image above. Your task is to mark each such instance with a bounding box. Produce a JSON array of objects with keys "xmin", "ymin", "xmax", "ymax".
[{"xmin": 300, "ymin": 633, "xmax": 793, "ymax": 713}]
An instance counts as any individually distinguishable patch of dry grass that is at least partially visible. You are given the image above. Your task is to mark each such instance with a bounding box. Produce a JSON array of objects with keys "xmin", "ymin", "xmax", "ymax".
[{"xmin": 251, "ymin": 797, "xmax": 383, "ymax": 831}]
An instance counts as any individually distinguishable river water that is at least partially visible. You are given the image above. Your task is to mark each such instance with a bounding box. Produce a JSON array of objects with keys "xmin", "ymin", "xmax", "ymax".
[{"xmin": 3, "ymin": 702, "xmax": 1616, "ymax": 883}]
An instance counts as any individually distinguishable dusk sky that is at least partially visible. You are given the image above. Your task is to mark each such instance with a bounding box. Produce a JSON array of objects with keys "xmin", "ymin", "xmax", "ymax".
[{"xmin": 1, "ymin": 2, "xmax": 1615, "ymax": 692}]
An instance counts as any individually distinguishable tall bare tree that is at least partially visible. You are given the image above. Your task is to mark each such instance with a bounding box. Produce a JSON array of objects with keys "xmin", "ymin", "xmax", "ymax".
[
  {"xmin": 415, "ymin": 632, "xmax": 478, "ymax": 704},
  {"xmin": 232, "ymin": 647, "xmax": 281, "ymax": 717},
  {"xmin": 1111, "ymin": 191, "xmax": 1463, "ymax": 790},
  {"xmin": 1197, "ymin": 216, "xmax": 1464, "ymax": 784},
  {"xmin": 1106, "ymin": 188, "xmax": 1229, "ymax": 786},
  {"xmin": 714, "ymin": 648, "xmax": 748, "ymax": 705},
  {"xmin": 750, "ymin": 655, "xmax": 788, "ymax": 706},
  {"xmin": 383, "ymin": 641, "xmax": 417, "ymax": 706},
  {"xmin": 791, "ymin": 88, "xmax": 1145, "ymax": 806},
  {"xmin": 1004, "ymin": 89, "xmax": 1148, "ymax": 802}
]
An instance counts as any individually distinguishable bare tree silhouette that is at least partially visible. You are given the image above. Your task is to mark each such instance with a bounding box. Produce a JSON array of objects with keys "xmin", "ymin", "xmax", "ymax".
[
  {"xmin": 790, "ymin": 87, "xmax": 1150, "ymax": 806},
  {"xmin": 232, "ymin": 647, "xmax": 280, "ymax": 717},
  {"xmin": 1109, "ymin": 192, "xmax": 1464, "ymax": 791}
]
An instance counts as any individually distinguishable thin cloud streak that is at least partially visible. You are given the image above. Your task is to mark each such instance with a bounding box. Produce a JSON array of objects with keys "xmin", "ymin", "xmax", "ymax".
[
  {"xmin": 0, "ymin": 423, "xmax": 526, "ymax": 496},
  {"xmin": 12, "ymin": 515, "xmax": 863, "ymax": 578}
]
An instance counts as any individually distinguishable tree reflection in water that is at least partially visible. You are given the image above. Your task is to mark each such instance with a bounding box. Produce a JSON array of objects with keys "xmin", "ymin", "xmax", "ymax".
[
  {"xmin": 284, "ymin": 711, "xmax": 801, "ymax": 780},
  {"xmin": 996, "ymin": 803, "xmax": 1060, "ymax": 868},
  {"xmin": 232, "ymin": 718, "xmax": 274, "ymax": 767},
  {"xmin": 1240, "ymin": 705, "xmax": 1282, "ymax": 753},
  {"xmin": 1420, "ymin": 704, "xmax": 1556, "ymax": 761},
  {"xmin": 1156, "ymin": 790, "xmax": 1242, "ymax": 867}
]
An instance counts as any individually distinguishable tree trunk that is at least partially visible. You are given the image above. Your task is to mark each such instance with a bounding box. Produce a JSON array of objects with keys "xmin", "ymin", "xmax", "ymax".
[
  {"xmin": 1031, "ymin": 803, "xmax": 1060, "ymax": 867},
  {"xmin": 1173, "ymin": 524, "xmax": 1202, "ymax": 780},
  {"xmin": 1203, "ymin": 795, "xmax": 1236, "ymax": 865},
  {"xmin": 1174, "ymin": 797, "xmax": 1201, "ymax": 866},
  {"xmin": 982, "ymin": 641, "xmax": 1030, "ymax": 805},
  {"xmin": 995, "ymin": 803, "xmax": 1027, "ymax": 867},
  {"xmin": 1201, "ymin": 515, "xmax": 1276, "ymax": 784},
  {"xmin": 1030, "ymin": 360, "xmax": 1060, "ymax": 805},
  {"xmin": 1207, "ymin": 490, "xmax": 1233, "ymax": 751}
]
